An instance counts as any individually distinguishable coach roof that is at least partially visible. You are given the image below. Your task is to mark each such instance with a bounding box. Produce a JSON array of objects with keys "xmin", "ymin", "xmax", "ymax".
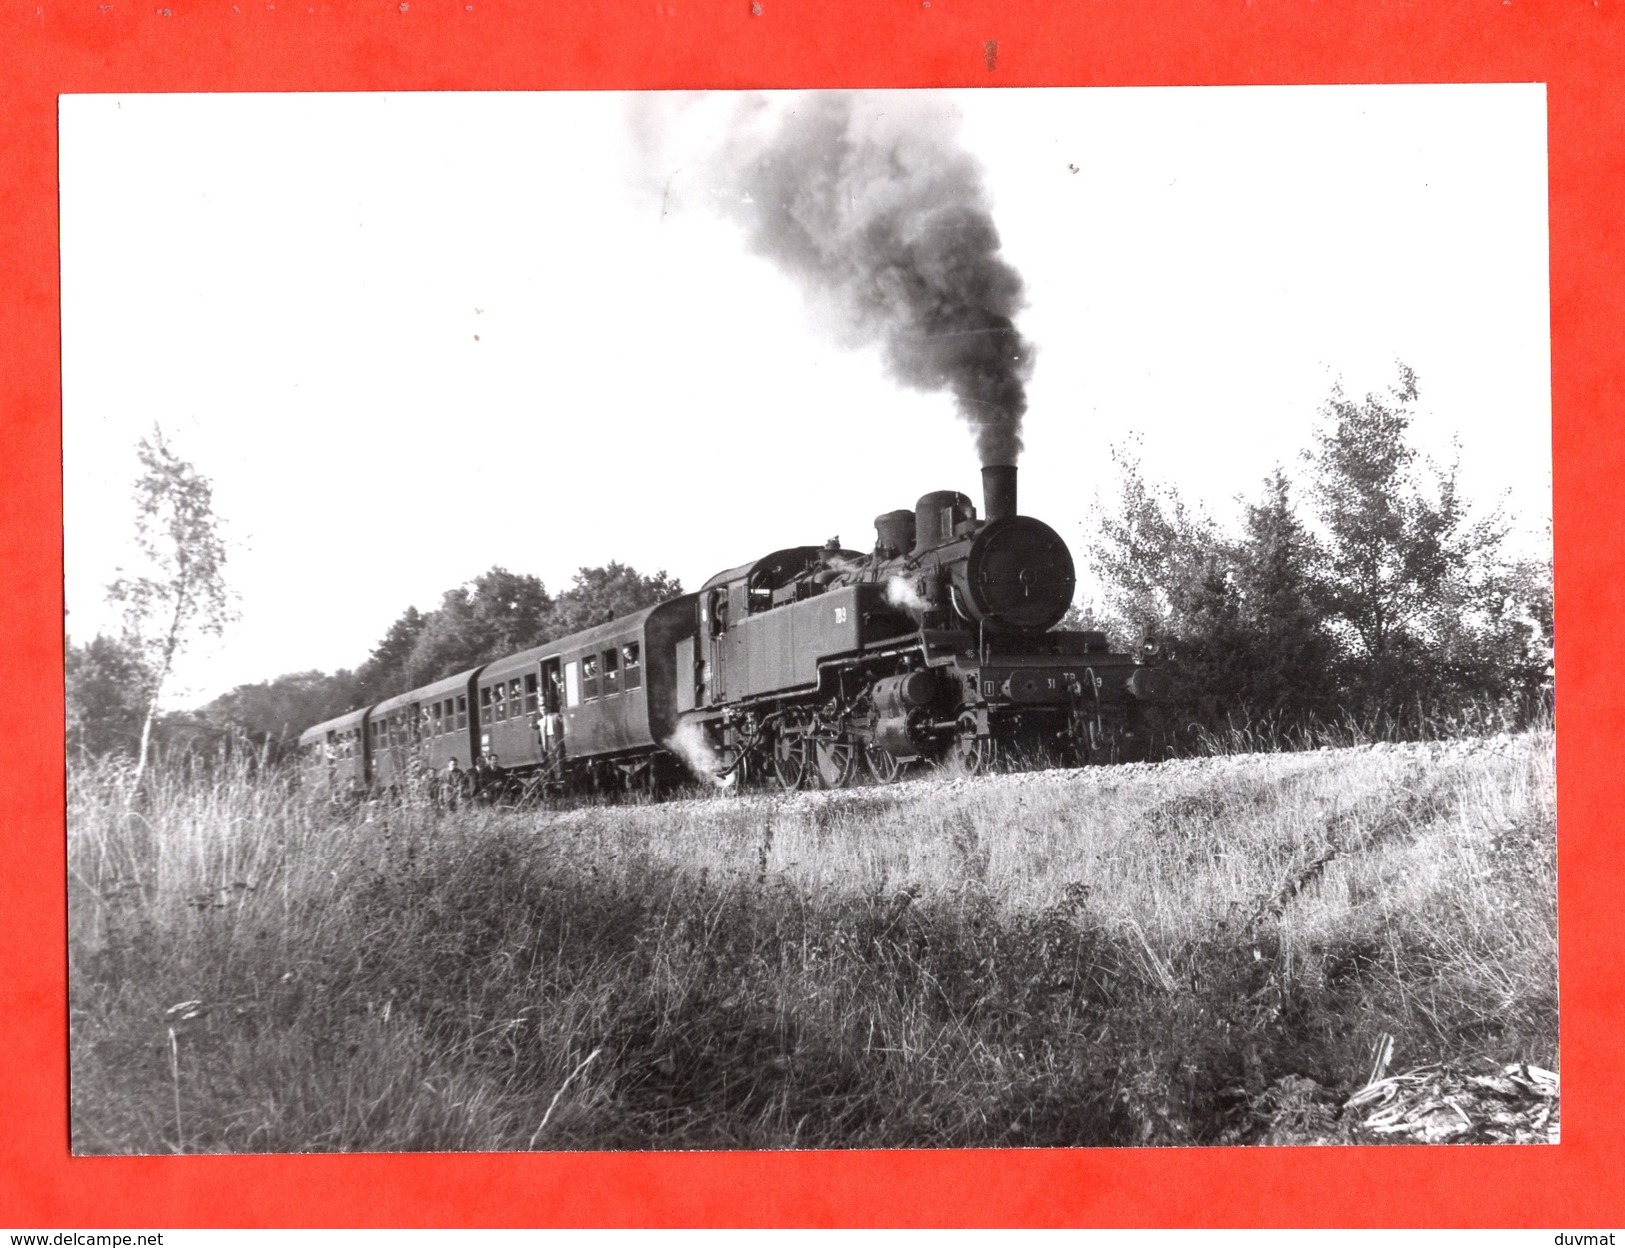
[
  {"xmin": 372, "ymin": 667, "xmax": 481, "ymax": 718},
  {"xmin": 297, "ymin": 704, "xmax": 370, "ymax": 748}
]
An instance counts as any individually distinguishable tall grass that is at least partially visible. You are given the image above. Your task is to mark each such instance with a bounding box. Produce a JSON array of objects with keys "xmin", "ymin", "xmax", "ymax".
[
  {"xmin": 1181, "ymin": 691, "xmax": 1554, "ymax": 757},
  {"xmin": 68, "ymin": 729, "xmax": 1557, "ymax": 1152}
]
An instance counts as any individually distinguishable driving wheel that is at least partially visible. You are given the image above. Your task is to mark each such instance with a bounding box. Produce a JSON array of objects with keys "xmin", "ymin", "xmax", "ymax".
[
  {"xmin": 812, "ymin": 736, "xmax": 859, "ymax": 789},
  {"xmin": 863, "ymin": 742, "xmax": 908, "ymax": 784},
  {"xmin": 952, "ymin": 715, "xmax": 997, "ymax": 775},
  {"xmin": 772, "ymin": 731, "xmax": 809, "ymax": 791}
]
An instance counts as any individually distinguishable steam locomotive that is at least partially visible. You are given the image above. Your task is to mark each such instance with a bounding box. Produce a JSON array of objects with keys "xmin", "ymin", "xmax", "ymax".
[{"xmin": 298, "ymin": 464, "xmax": 1167, "ymax": 798}]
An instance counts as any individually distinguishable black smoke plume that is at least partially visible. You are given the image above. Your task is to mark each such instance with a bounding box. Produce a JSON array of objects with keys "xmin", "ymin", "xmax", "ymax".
[{"xmin": 716, "ymin": 93, "xmax": 1033, "ymax": 466}]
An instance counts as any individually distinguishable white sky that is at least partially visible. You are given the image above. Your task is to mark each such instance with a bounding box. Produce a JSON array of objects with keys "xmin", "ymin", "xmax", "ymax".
[{"xmin": 60, "ymin": 85, "xmax": 1552, "ymax": 706}]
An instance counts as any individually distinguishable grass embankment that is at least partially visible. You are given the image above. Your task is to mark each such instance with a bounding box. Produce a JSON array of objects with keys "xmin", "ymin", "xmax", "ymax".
[{"xmin": 68, "ymin": 731, "xmax": 1557, "ymax": 1152}]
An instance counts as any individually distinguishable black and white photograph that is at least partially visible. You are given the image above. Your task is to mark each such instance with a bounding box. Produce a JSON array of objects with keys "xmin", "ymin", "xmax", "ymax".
[{"xmin": 62, "ymin": 85, "xmax": 1556, "ymax": 1154}]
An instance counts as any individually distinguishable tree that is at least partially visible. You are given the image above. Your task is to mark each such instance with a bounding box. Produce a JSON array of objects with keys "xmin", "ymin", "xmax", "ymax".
[
  {"xmin": 1305, "ymin": 366, "xmax": 1509, "ymax": 706},
  {"xmin": 546, "ymin": 562, "xmax": 683, "ymax": 638},
  {"xmin": 1086, "ymin": 442, "xmax": 1247, "ymax": 724},
  {"xmin": 66, "ymin": 634, "xmax": 152, "ymax": 760},
  {"xmin": 400, "ymin": 594, "xmax": 483, "ymax": 688},
  {"xmin": 106, "ymin": 425, "xmax": 235, "ymax": 785},
  {"xmin": 355, "ymin": 604, "xmax": 428, "ymax": 704},
  {"xmin": 347, "ymin": 563, "xmax": 678, "ymax": 700},
  {"xmin": 400, "ymin": 567, "xmax": 554, "ymax": 687},
  {"xmin": 1087, "ymin": 440, "xmax": 1231, "ymax": 650},
  {"xmin": 198, "ymin": 668, "xmax": 363, "ymax": 755},
  {"xmin": 465, "ymin": 566, "xmax": 554, "ymax": 656},
  {"xmin": 1228, "ymin": 468, "xmax": 1337, "ymax": 717}
]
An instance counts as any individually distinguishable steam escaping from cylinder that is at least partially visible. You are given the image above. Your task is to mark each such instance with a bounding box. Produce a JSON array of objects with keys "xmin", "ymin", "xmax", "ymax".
[
  {"xmin": 885, "ymin": 575, "xmax": 930, "ymax": 612},
  {"xmin": 664, "ymin": 720, "xmax": 732, "ymax": 787},
  {"xmin": 702, "ymin": 93, "xmax": 1033, "ymax": 466}
]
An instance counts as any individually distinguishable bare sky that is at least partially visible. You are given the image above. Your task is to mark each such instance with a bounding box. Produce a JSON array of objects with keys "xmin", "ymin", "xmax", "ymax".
[{"xmin": 60, "ymin": 85, "xmax": 1551, "ymax": 705}]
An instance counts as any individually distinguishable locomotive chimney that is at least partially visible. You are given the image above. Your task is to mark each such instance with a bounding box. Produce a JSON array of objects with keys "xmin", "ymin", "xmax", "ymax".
[{"xmin": 982, "ymin": 464, "xmax": 1017, "ymax": 522}]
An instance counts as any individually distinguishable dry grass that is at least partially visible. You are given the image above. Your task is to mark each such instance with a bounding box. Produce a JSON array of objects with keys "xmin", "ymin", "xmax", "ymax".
[{"xmin": 68, "ymin": 728, "xmax": 1557, "ymax": 1152}]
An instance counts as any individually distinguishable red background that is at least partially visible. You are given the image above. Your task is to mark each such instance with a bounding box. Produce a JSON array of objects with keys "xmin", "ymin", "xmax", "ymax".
[{"xmin": 3, "ymin": 0, "xmax": 1619, "ymax": 1228}]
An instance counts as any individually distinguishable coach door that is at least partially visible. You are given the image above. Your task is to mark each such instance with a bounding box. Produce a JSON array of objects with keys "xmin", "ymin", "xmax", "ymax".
[
  {"xmin": 705, "ymin": 587, "xmax": 728, "ymax": 704},
  {"xmin": 539, "ymin": 657, "xmax": 563, "ymax": 757}
]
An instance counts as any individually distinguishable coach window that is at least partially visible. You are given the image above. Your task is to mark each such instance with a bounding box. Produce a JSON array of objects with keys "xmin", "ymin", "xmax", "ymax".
[
  {"xmin": 524, "ymin": 673, "xmax": 538, "ymax": 714},
  {"xmin": 602, "ymin": 647, "xmax": 620, "ymax": 696},
  {"xmin": 456, "ymin": 694, "xmax": 468, "ymax": 730},
  {"xmin": 494, "ymin": 682, "xmax": 507, "ymax": 722},
  {"xmin": 564, "ymin": 660, "xmax": 581, "ymax": 708},
  {"xmin": 508, "ymin": 677, "xmax": 523, "ymax": 714},
  {"xmin": 480, "ymin": 686, "xmax": 492, "ymax": 726},
  {"xmin": 623, "ymin": 642, "xmax": 641, "ymax": 690},
  {"xmin": 432, "ymin": 703, "xmax": 443, "ymax": 737},
  {"xmin": 581, "ymin": 654, "xmax": 600, "ymax": 700}
]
